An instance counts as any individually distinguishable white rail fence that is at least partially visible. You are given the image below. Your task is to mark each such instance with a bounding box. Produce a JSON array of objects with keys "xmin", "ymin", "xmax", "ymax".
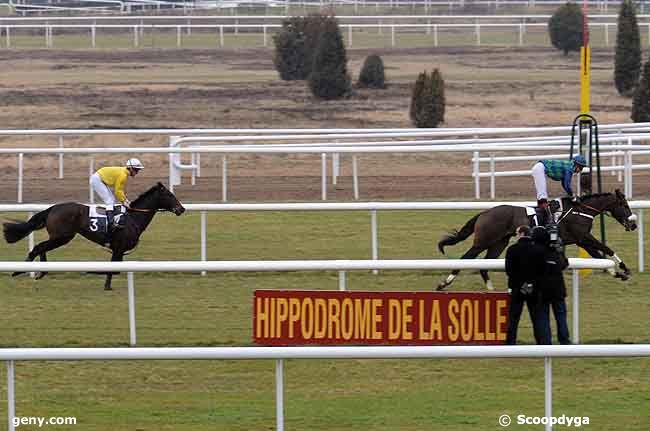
[
  {"xmin": 0, "ymin": 201, "xmax": 650, "ymax": 272},
  {"xmin": 2, "ymin": 21, "xmax": 649, "ymax": 48},
  {"xmin": 4, "ymin": 141, "xmax": 650, "ymax": 204},
  {"xmin": 2, "ymin": 200, "xmax": 646, "ymax": 273},
  {"xmin": 2, "ymin": 123, "xmax": 650, "ymax": 196},
  {"xmin": 0, "ymin": 258, "xmax": 614, "ymax": 346},
  {"xmin": 3, "ymin": 344, "xmax": 650, "ymax": 431}
]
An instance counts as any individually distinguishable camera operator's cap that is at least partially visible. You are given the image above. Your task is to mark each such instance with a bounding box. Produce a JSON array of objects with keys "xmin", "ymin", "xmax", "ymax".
[{"xmin": 531, "ymin": 226, "xmax": 551, "ymax": 245}]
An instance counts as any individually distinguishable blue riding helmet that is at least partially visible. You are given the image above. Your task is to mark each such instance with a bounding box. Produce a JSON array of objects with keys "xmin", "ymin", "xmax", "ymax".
[{"xmin": 573, "ymin": 155, "xmax": 587, "ymax": 167}]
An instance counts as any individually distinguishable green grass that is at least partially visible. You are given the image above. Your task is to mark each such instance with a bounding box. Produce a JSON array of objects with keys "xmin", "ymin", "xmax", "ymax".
[
  {"xmin": 3, "ymin": 26, "xmax": 649, "ymax": 49},
  {"xmin": 0, "ymin": 209, "xmax": 649, "ymax": 430}
]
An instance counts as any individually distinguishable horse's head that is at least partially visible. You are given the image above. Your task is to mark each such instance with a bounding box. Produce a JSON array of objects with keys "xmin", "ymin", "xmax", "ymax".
[
  {"xmin": 155, "ymin": 182, "xmax": 185, "ymax": 216},
  {"xmin": 608, "ymin": 189, "xmax": 637, "ymax": 231}
]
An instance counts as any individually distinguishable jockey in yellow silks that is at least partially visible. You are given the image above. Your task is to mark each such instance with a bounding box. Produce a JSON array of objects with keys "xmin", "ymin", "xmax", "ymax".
[{"xmin": 90, "ymin": 158, "xmax": 144, "ymax": 230}]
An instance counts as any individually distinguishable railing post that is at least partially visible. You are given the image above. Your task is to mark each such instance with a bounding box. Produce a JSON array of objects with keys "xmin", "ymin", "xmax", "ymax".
[
  {"xmin": 572, "ymin": 269, "xmax": 579, "ymax": 345},
  {"xmin": 89, "ymin": 156, "xmax": 95, "ymax": 203},
  {"xmin": 275, "ymin": 359, "xmax": 285, "ymax": 431},
  {"xmin": 638, "ymin": 209, "xmax": 644, "ymax": 272},
  {"xmin": 332, "ymin": 152, "xmax": 339, "ymax": 185},
  {"xmin": 338, "ymin": 270, "xmax": 346, "ymax": 291},
  {"xmin": 7, "ymin": 360, "xmax": 15, "ymax": 431},
  {"xmin": 128, "ymin": 272, "xmax": 137, "ymax": 346},
  {"xmin": 222, "ymin": 155, "xmax": 228, "ymax": 202},
  {"xmin": 28, "ymin": 211, "xmax": 34, "ymax": 278},
  {"xmin": 321, "ymin": 153, "xmax": 327, "ymax": 201},
  {"xmin": 544, "ymin": 357, "xmax": 552, "ymax": 431},
  {"xmin": 58, "ymin": 136, "xmax": 64, "ymax": 179},
  {"xmin": 371, "ymin": 210, "xmax": 378, "ymax": 275},
  {"xmin": 201, "ymin": 211, "xmax": 207, "ymax": 276},
  {"xmin": 473, "ymin": 151, "xmax": 480, "ymax": 199},
  {"xmin": 489, "ymin": 154, "xmax": 495, "ymax": 200},
  {"xmin": 17, "ymin": 153, "xmax": 23, "ymax": 203},
  {"xmin": 352, "ymin": 155, "xmax": 359, "ymax": 200}
]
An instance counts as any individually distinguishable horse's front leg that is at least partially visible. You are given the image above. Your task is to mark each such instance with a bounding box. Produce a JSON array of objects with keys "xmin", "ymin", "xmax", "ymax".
[
  {"xmin": 578, "ymin": 234, "xmax": 630, "ymax": 280},
  {"xmin": 105, "ymin": 250, "xmax": 124, "ymax": 291}
]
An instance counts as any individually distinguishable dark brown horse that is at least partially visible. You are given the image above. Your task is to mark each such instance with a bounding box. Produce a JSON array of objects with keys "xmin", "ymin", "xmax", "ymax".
[
  {"xmin": 3, "ymin": 182, "xmax": 185, "ymax": 290},
  {"xmin": 437, "ymin": 189, "xmax": 637, "ymax": 290}
]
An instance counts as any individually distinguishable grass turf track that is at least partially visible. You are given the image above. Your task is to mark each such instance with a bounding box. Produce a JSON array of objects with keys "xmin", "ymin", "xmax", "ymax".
[{"xmin": 0, "ymin": 209, "xmax": 648, "ymax": 430}]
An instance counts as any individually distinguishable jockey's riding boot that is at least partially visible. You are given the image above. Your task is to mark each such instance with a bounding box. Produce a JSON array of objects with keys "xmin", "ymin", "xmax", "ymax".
[{"xmin": 107, "ymin": 210, "xmax": 123, "ymax": 232}]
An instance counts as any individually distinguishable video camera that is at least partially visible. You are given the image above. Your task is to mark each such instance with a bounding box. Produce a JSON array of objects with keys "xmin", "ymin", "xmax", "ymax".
[{"xmin": 545, "ymin": 223, "xmax": 564, "ymax": 252}]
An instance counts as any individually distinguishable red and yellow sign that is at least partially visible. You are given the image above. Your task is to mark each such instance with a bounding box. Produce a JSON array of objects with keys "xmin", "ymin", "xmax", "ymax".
[{"xmin": 253, "ymin": 291, "xmax": 510, "ymax": 346}]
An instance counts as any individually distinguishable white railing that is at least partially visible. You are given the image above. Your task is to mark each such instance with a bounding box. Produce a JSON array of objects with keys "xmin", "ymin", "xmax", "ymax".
[
  {"xmin": 2, "ymin": 21, "xmax": 650, "ymax": 48},
  {"xmin": 1, "ymin": 201, "xmax": 646, "ymax": 275},
  {"xmin": 0, "ymin": 258, "xmax": 614, "ymax": 347},
  {"xmin": 3, "ymin": 344, "xmax": 650, "ymax": 431}
]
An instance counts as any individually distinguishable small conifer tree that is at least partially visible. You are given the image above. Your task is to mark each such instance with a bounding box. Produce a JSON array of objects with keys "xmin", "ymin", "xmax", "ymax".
[
  {"xmin": 614, "ymin": 0, "xmax": 641, "ymax": 96},
  {"xmin": 631, "ymin": 60, "xmax": 650, "ymax": 122}
]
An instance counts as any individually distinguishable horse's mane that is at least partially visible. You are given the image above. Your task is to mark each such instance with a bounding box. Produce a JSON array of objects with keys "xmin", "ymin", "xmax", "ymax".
[
  {"xmin": 580, "ymin": 192, "xmax": 614, "ymax": 200},
  {"xmin": 130, "ymin": 182, "xmax": 163, "ymax": 207}
]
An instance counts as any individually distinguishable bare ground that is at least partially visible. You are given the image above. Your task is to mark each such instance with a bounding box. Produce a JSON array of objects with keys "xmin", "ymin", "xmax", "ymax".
[{"xmin": 0, "ymin": 46, "xmax": 646, "ymax": 203}]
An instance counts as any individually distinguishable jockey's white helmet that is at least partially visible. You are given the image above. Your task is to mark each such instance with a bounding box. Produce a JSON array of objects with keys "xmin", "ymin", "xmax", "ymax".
[{"xmin": 126, "ymin": 158, "xmax": 144, "ymax": 170}]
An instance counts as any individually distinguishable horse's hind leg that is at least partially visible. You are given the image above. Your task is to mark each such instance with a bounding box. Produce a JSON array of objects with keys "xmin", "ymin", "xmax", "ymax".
[
  {"xmin": 12, "ymin": 236, "xmax": 74, "ymax": 278},
  {"xmin": 479, "ymin": 237, "xmax": 511, "ymax": 291},
  {"xmin": 436, "ymin": 246, "xmax": 484, "ymax": 291}
]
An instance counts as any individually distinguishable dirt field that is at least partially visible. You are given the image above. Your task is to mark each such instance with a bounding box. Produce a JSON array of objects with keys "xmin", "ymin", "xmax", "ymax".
[{"xmin": 0, "ymin": 45, "xmax": 647, "ymax": 203}]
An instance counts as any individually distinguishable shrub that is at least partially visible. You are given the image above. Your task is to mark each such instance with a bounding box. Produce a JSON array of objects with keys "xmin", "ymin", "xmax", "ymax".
[
  {"xmin": 358, "ymin": 54, "xmax": 386, "ymax": 89},
  {"xmin": 308, "ymin": 17, "xmax": 351, "ymax": 100},
  {"xmin": 631, "ymin": 60, "xmax": 650, "ymax": 122},
  {"xmin": 548, "ymin": 2, "xmax": 584, "ymax": 55},
  {"xmin": 409, "ymin": 69, "xmax": 445, "ymax": 128},
  {"xmin": 614, "ymin": 0, "xmax": 641, "ymax": 96},
  {"xmin": 272, "ymin": 14, "xmax": 329, "ymax": 81}
]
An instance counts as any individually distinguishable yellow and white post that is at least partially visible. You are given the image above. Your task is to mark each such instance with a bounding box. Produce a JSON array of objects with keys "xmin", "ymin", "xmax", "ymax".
[{"xmin": 578, "ymin": 0, "xmax": 592, "ymax": 274}]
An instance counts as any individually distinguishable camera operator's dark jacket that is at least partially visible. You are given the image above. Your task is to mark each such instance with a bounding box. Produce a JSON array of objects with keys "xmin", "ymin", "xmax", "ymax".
[
  {"xmin": 538, "ymin": 247, "xmax": 569, "ymax": 302},
  {"xmin": 505, "ymin": 236, "xmax": 547, "ymax": 298}
]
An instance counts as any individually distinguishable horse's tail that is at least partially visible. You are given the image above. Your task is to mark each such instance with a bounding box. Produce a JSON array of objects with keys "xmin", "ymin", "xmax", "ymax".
[
  {"xmin": 438, "ymin": 213, "xmax": 481, "ymax": 255},
  {"xmin": 3, "ymin": 207, "xmax": 51, "ymax": 244}
]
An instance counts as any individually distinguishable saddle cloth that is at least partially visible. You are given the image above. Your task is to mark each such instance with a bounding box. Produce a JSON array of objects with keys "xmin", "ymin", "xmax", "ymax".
[{"xmin": 88, "ymin": 205, "xmax": 126, "ymax": 234}]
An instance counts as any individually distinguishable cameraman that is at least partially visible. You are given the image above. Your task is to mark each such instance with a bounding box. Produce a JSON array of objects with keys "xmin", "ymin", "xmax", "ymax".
[
  {"xmin": 505, "ymin": 225, "xmax": 551, "ymax": 345},
  {"xmin": 532, "ymin": 225, "xmax": 571, "ymax": 345}
]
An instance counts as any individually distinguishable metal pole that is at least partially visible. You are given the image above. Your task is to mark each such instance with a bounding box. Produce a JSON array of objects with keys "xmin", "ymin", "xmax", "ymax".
[
  {"xmin": 321, "ymin": 153, "xmax": 327, "ymax": 201},
  {"xmin": 191, "ymin": 153, "xmax": 196, "ymax": 186},
  {"xmin": 222, "ymin": 155, "xmax": 228, "ymax": 202},
  {"xmin": 544, "ymin": 357, "xmax": 552, "ymax": 431},
  {"xmin": 17, "ymin": 153, "xmax": 23, "ymax": 203},
  {"xmin": 473, "ymin": 151, "xmax": 480, "ymax": 199},
  {"xmin": 128, "ymin": 272, "xmax": 136, "ymax": 346},
  {"xmin": 572, "ymin": 270, "xmax": 579, "ymax": 345},
  {"xmin": 201, "ymin": 211, "xmax": 207, "ymax": 276},
  {"xmin": 275, "ymin": 359, "xmax": 285, "ymax": 431},
  {"xmin": 489, "ymin": 154, "xmax": 495, "ymax": 200},
  {"xmin": 332, "ymin": 152, "xmax": 339, "ymax": 186},
  {"xmin": 89, "ymin": 156, "xmax": 95, "ymax": 204},
  {"xmin": 7, "ymin": 360, "xmax": 15, "ymax": 431},
  {"xmin": 352, "ymin": 155, "xmax": 359, "ymax": 200},
  {"xmin": 371, "ymin": 210, "xmax": 378, "ymax": 275},
  {"xmin": 58, "ymin": 136, "xmax": 64, "ymax": 179},
  {"xmin": 28, "ymin": 211, "xmax": 34, "ymax": 278},
  {"xmin": 639, "ymin": 209, "xmax": 644, "ymax": 272},
  {"xmin": 338, "ymin": 270, "xmax": 346, "ymax": 291}
]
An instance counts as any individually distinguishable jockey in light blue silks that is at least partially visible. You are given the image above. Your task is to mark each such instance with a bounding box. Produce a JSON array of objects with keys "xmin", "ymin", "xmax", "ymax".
[{"xmin": 531, "ymin": 155, "xmax": 587, "ymax": 225}]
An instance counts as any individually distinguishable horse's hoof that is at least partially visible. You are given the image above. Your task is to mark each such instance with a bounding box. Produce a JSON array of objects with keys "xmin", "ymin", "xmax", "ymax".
[
  {"xmin": 104, "ymin": 286, "xmax": 113, "ymax": 291},
  {"xmin": 436, "ymin": 283, "xmax": 448, "ymax": 291},
  {"xmin": 35, "ymin": 272, "xmax": 47, "ymax": 280},
  {"xmin": 11, "ymin": 271, "xmax": 24, "ymax": 277}
]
